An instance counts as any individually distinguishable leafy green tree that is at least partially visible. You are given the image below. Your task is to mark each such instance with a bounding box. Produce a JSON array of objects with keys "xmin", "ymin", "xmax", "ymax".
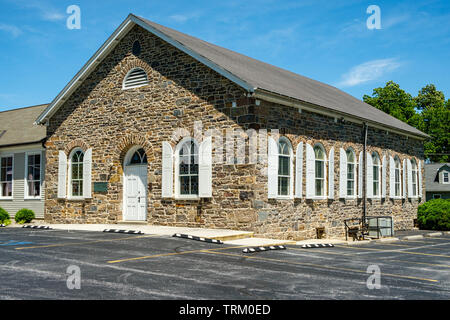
[
  {"xmin": 414, "ymin": 84, "xmax": 449, "ymax": 163},
  {"xmin": 363, "ymin": 81, "xmax": 449, "ymax": 163},
  {"xmin": 414, "ymin": 84, "xmax": 445, "ymax": 111},
  {"xmin": 363, "ymin": 81, "xmax": 416, "ymax": 125}
]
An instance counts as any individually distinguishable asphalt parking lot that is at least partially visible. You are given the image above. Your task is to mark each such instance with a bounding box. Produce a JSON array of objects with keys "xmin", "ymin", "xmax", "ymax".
[{"xmin": 0, "ymin": 227, "xmax": 449, "ymax": 300}]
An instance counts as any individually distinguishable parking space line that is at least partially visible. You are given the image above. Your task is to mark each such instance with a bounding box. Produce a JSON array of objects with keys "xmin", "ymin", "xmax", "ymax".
[
  {"xmin": 334, "ymin": 245, "xmax": 450, "ymax": 258},
  {"xmin": 380, "ymin": 243, "xmax": 450, "ymax": 251},
  {"xmin": 204, "ymin": 251, "xmax": 438, "ymax": 283},
  {"xmin": 385, "ymin": 259, "xmax": 450, "ymax": 269},
  {"xmin": 107, "ymin": 245, "xmax": 249, "ymax": 263},
  {"xmin": 289, "ymin": 247, "xmax": 353, "ymax": 256},
  {"xmin": 401, "ymin": 239, "xmax": 450, "ymax": 244},
  {"xmin": 14, "ymin": 234, "xmax": 159, "ymax": 250}
]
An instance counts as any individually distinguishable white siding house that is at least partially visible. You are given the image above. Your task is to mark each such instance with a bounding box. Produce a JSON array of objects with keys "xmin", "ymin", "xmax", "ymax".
[{"xmin": 0, "ymin": 104, "xmax": 47, "ymax": 219}]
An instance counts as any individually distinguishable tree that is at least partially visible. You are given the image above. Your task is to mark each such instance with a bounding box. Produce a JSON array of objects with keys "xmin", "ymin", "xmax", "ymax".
[
  {"xmin": 414, "ymin": 84, "xmax": 445, "ymax": 112},
  {"xmin": 363, "ymin": 81, "xmax": 416, "ymax": 125},
  {"xmin": 363, "ymin": 81, "xmax": 449, "ymax": 163}
]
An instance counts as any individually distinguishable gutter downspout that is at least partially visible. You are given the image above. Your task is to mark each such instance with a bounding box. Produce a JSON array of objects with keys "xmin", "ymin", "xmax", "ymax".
[{"xmin": 362, "ymin": 122, "xmax": 368, "ymax": 233}]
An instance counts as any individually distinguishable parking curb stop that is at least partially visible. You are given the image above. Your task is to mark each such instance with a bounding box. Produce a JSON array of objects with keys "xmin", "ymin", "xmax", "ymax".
[
  {"xmin": 22, "ymin": 225, "xmax": 52, "ymax": 230},
  {"xmin": 103, "ymin": 229, "xmax": 144, "ymax": 234},
  {"xmin": 300, "ymin": 243, "xmax": 335, "ymax": 248},
  {"xmin": 403, "ymin": 235, "xmax": 424, "ymax": 240},
  {"xmin": 243, "ymin": 245, "xmax": 286, "ymax": 253},
  {"xmin": 172, "ymin": 233, "xmax": 223, "ymax": 244},
  {"xmin": 425, "ymin": 232, "xmax": 443, "ymax": 237}
]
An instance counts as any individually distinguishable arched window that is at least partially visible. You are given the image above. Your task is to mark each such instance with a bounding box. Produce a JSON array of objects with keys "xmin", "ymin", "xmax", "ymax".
[
  {"xmin": 132, "ymin": 40, "xmax": 141, "ymax": 56},
  {"xmin": 411, "ymin": 159, "xmax": 418, "ymax": 197},
  {"xmin": 176, "ymin": 138, "xmax": 199, "ymax": 196},
  {"xmin": 372, "ymin": 152, "xmax": 381, "ymax": 197},
  {"xmin": 278, "ymin": 137, "xmax": 293, "ymax": 196},
  {"xmin": 128, "ymin": 148, "xmax": 147, "ymax": 165},
  {"xmin": 122, "ymin": 67, "xmax": 149, "ymax": 90},
  {"xmin": 346, "ymin": 148, "xmax": 355, "ymax": 197},
  {"xmin": 69, "ymin": 149, "xmax": 84, "ymax": 197},
  {"xmin": 314, "ymin": 144, "xmax": 326, "ymax": 197},
  {"xmin": 394, "ymin": 156, "xmax": 401, "ymax": 197}
]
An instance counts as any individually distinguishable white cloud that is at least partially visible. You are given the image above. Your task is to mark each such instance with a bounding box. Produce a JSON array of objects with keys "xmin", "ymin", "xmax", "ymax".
[
  {"xmin": 169, "ymin": 12, "xmax": 201, "ymax": 23},
  {"xmin": 8, "ymin": 0, "xmax": 65, "ymax": 22},
  {"xmin": 0, "ymin": 23, "xmax": 22, "ymax": 37},
  {"xmin": 337, "ymin": 58, "xmax": 402, "ymax": 87}
]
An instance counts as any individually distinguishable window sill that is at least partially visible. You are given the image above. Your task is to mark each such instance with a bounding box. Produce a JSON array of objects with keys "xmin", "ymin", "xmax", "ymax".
[
  {"xmin": 67, "ymin": 197, "xmax": 86, "ymax": 201},
  {"xmin": 24, "ymin": 197, "xmax": 42, "ymax": 200},
  {"xmin": 307, "ymin": 196, "xmax": 327, "ymax": 200},
  {"xmin": 275, "ymin": 195, "xmax": 294, "ymax": 200},
  {"xmin": 175, "ymin": 196, "xmax": 200, "ymax": 201},
  {"xmin": 0, "ymin": 197, "xmax": 13, "ymax": 200}
]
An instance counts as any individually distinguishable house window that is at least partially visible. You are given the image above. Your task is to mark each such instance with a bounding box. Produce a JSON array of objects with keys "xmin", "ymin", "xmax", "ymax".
[
  {"xmin": 433, "ymin": 194, "xmax": 441, "ymax": 199},
  {"xmin": 411, "ymin": 159, "xmax": 418, "ymax": 197},
  {"xmin": 129, "ymin": 148, "xmax": 147, "ymax": 165},
  {"xmin": 394, "ymin": 157, "xmax": 401, "ymax": 197},
  {"xmin": 278, "ymin": 138, "xmax": 292, "ymax": 196},
  {"xmin": 0, "ymin": 156, "xmax": 13, "ymax": 197},
  {"xmin": 69, "ymin": 149, "xmax": 84, "ymax": 197},
  {"xmin": 444, "ymin": 172, "xmax": 449, "ymax": 184},
  {"xmin": 26, "ymin": 153, "xmax": 41, "ymax": 197},
  {"xmin": 346, "ymin": 149, "xmax": 355, "ymax": 197},
  {"xmin": 314, "ymin": 145, "xmax": 326, "ymax": 197},
  {"xmin": 178, "ymin": 139, "xmax": 199, "ymax": 196},
  {"xmin": 122, "ymin": 67, "xmax": 149, "ymax": 90},
  {"xmin": 372, "ymin": 152, "xmax": 380, "ymax": 197}
]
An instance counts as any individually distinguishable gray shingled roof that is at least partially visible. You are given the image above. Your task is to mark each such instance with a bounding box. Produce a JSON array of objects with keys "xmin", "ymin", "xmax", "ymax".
[
  {"xmin": 0, "ymin": 104, "xmax": 47, "ymax": 147},
  {"xmin": 135, "ymin": 15, "xmax": 428, "ymax": 138},
  {"xmin": 425, "ymin": 163, "xmax": 450, "ymax": 192}
]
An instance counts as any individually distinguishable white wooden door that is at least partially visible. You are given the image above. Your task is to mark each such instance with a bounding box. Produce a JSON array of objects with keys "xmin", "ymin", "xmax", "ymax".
[{"xmin": 124, "ymin": 165, "xmax": 147, "ymax": 221}]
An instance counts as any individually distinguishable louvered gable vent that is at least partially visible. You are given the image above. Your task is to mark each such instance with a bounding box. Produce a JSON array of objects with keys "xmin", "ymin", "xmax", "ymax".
[{"xmin": 123, "ymin": 67, "xmax": 149, "ymax": 89}]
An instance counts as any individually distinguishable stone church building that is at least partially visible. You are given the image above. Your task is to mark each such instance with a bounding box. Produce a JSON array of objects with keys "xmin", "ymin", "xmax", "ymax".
[{"xmin": 34, "ymin": 14, "xmax": 428, "ymax": 240}]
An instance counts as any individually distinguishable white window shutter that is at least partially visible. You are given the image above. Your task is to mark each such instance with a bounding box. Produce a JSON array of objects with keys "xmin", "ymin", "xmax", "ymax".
[
  {"xmin": 83, "ymin": 148, "xmax": 92, "ymax": 199},
  {"xmin": 402, "ymin": 159, "xmax": 407, "ymax": 199},
  {"xmin": 305, "ymin": 143, "xmax": 315, "ymax": 199},
  {"xmin": 199, "ymin": 137, "xmax": 212, "ymax": 198},
  {"xmin": 162, "ymin": 141, "xmax": 173, "ymax": 198},
  {"xmin": 358, "ymin": 152, "xmax": 363, "ymax": 198},
  {"xmin": 57, "ymin": 151, "xmax": 67, "ymax": 199},
  {"xmin": 407, "ymin": 159, "xmax": 413, "ymax": 198},
  {"xmin": 389, "ymin": 156, "xmax": 395, "ymax": 198},
  {"xmin": 381, "ymin": 155, "xmax": 386, "ymax": 198},
  {"xmin": 295, "ymin": 142, "xmax": 303, "ymax": 198},
  {"xmin": 267, "ymin": 136, "xmax": 278, "ymax": 199},
  {"xmin": 366, "ymin": 152, "xmax": 373, "ymax": 199},
  {"xmin": 339, "ymin": 148, "xmax": 347, "ymax": 198},
  {"xmin": 418, "ymin": 160, "xmax": 423, "ymax": 198},
  {"xmin": 328, "ymin": 147, "xmax": 334, "ymax": 199}
]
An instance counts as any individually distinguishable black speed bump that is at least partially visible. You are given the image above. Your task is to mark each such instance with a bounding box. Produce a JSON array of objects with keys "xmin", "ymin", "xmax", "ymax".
[
  {"xmin": 243, "ymin": 245, "xmax": 286, "ymax": 253},
  {"xmin": 172, "ymin": 233, "xmax": 223, "ymax": 244}
]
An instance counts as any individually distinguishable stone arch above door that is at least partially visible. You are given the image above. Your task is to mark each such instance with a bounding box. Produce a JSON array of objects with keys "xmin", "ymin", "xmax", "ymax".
[{"xmin": 116, "ymin": 134, "xmax": 154, "ymax": 168}]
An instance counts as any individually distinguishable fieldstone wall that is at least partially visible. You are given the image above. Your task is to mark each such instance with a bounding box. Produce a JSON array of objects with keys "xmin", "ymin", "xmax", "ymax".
[{"xmin": 43, "ymin": 24, "xmax": 424, "ymax": 240}]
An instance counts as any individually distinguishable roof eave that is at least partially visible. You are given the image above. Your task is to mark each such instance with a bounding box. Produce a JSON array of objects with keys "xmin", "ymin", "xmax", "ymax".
[{"xmin": 253, "ymin": 88, "xmax": 430, "ymax": 141}]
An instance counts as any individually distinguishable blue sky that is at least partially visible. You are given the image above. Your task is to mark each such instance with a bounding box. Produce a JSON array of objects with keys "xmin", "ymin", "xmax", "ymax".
[{"xmin": 0, "ymin": 0, "xmax": 449, "ymax": 111}]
